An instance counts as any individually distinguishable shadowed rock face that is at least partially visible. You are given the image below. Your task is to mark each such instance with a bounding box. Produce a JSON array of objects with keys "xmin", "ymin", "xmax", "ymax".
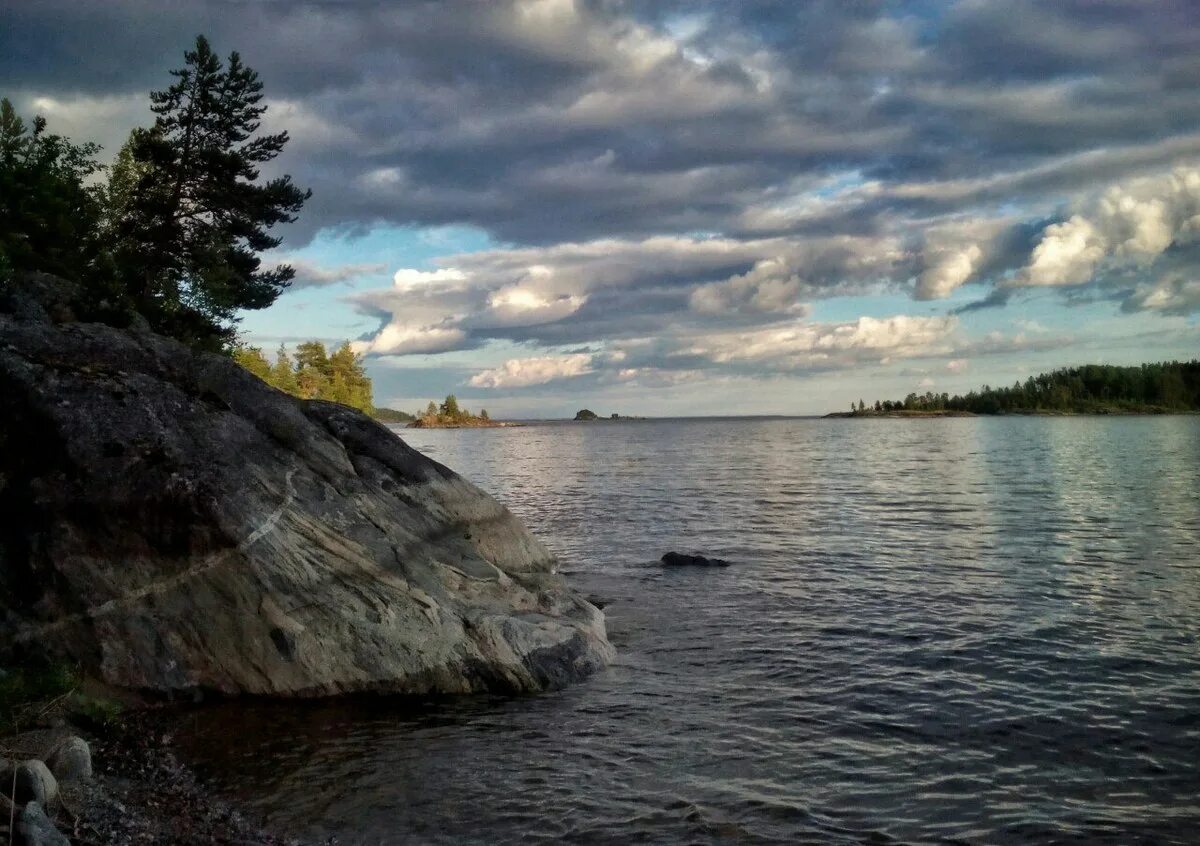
[{"xmin": 0, "ymin": 275, "xmax": 613, "ymax": 696}]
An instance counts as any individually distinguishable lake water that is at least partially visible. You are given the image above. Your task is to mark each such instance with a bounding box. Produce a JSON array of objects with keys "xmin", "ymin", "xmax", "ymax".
[{"xmin": 176, "ymin": 417, "xmax": 1200, "ymax": 844}]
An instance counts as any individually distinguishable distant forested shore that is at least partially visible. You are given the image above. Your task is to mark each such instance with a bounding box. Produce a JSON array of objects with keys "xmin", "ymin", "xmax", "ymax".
[{"xmin": 834, "ymin": 361, "xmax": 1200, "ymax": 417}]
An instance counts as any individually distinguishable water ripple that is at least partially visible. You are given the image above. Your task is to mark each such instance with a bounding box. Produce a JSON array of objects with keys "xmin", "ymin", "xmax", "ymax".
[{"xmin": 177, "ymin": 417, "xmax": 1200, "ymax": 845}]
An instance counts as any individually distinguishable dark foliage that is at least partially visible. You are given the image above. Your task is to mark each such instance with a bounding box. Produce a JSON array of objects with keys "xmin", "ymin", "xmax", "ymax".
[
  {"xmin": 1, "ymin": 35, "xmax": 308, "ymax": 350},
  {"xmin": 865, "ymin": 361, "xmax": 1200, "ymax": 414},
  {"xmin": 0, "ymin": 99, "xmax": 118, "ymax": 313},
  {"xmin": 116, "ymin": 35, "xmax": 310, "ymax": 348}
]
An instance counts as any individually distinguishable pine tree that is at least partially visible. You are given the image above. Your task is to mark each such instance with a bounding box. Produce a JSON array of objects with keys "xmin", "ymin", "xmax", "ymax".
[
  {"xmin": 117, "ymin": 35, "xmax": 310, "ymax": 349},
  {"xmin": 0, "ymin": 99, "xmax": 107, "ymax": 290},
  {"xmin": 232, "ymin": 345, "xmax": 271, "ymax": 380},
  {"xmin": 293, "ymin": 340, "xmax": 330, "ymax": 399},
  {"xmin": 327, "ymin": 342, "xmax": 372, "ymax": 414},
  {"xmin": 269, "ymin": 344, "xmax": 297, "ymax": 394}
]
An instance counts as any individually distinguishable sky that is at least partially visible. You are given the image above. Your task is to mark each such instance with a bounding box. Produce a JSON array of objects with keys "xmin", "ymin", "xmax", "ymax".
[{"xmin": 3, "ymin": 0, "xmax": 1199, "ymax": 417}]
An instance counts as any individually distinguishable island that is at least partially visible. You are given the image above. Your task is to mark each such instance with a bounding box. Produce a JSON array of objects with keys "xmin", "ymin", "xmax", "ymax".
[
  {"xmin": 409, "ymin": 394, "xmax": 519, "ymax": 428},
  {"xmin": 574, "ymin": 408, "xmax": 644, "ymax": 421},
  {"xmin": 828, "ymin": 361, "xmax": 1200, "ymax": 417}
]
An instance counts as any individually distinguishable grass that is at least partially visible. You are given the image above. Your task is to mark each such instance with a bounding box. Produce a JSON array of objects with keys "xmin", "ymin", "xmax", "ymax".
[{"xmin": 0, "ymin": 662, "xmax": 123, "ymax": 739}]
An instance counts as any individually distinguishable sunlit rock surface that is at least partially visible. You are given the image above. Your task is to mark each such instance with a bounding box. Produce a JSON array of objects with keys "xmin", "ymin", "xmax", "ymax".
[{"xmin": 0, "ymin": 275, "xmax": 612, "ymax": 696}]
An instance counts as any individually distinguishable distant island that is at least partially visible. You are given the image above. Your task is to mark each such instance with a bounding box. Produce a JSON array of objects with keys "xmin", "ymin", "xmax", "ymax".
[
  {"xmin": 409, "ymin": 395, "xmax": 517, "ymax": 428},
  {"xmin": 829, "ymin": 361, "xmax": 1200, "ymax": 417},
  {"xmin": 574, "ymin": 408, "xmax": 643, "ymax": 421}
]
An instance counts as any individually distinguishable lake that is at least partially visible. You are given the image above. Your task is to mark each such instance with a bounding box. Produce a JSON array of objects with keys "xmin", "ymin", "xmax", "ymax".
[{"xmin": 176, "ymin": 416, "xmax": 1200, "ymax": 844}]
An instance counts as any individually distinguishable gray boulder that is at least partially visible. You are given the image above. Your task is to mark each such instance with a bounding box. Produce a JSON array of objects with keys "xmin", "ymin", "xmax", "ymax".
[
  {"xmin": 0, "ymin": 275, "xmax": 613, "ymax": 696},
  {"xmin": 14, "ymin": 761, "xmax": 57, "ymax": 807},
  {"xmin": 17, "ymin": 801, "xmax": 70, "ymax": 846},
  {"xmin": 46, "ymin": 736, "xmax": 91, "ymax": 782}
]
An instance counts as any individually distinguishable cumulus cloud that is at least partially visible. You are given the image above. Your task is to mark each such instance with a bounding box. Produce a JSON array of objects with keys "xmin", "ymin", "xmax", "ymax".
[
  {"xmin": 1022, "ymin": 167, "xmax": 1200, "ymax": 287},
  {"xmin": 353, "ymin": 323, "xmax": 468, "ymax": 356},
  {"xmin": 915, "ymin": 218, "xmax": 1017, "ymax": 299},
  {"xmin": 478, "ymin": 286, "xmax": 588, "ymax": 327},
  {"xmin": 1025, "ymin": 216, "xmax": 1108, "ymax": 286},
  {"xmin": 458, "ymin": 312, "xmax": 1059, "ymax": 393},
  {"xmin": 469, "ymin": 353, "xmax": 594, "ymax": 388},
  {"xmin": 349, "ymin": 233, "xmax": 909, "ymax": 357},
  {"xmin": 689, "ymin": 258, "xmax": 811, "ymax": 315},
  {"xmin": 654, "ymin": 315, "xmax": 962, "ymax": 373},
  {"xmin": 1123, "ymin": 275, "xmax": 1200, "ymax": 315}
]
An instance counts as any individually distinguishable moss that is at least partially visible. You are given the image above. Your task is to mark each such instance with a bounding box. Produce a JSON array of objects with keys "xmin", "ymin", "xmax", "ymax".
[{"xmin": 0, "ymin": 662, "xmax": 123, "ymax": 737}]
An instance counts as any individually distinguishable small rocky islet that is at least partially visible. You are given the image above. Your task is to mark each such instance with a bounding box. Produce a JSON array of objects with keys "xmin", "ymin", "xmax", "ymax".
[{"xmin": 0, "ymin": 274, "xmax": 614, "ymax": 842}]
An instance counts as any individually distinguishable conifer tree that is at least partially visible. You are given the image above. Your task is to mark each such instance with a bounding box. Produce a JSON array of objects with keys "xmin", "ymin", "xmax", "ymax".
[
  {"xmin": 270, "ymin": 344, "xmax": 298, "ymax": 394},
  {"xmin": 0, "ymin": 99, "xmax": 106, "ymax": 289},
  {"xmin": 232, "ymin": 345, "xmax": 271, "ymax": 380},
  {"xmin": 116, "ymin": 36, "xmax": 310, "ymax": 348}
]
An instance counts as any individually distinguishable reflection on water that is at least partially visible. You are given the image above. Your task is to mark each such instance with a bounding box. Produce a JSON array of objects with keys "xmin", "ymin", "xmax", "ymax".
[{"xmin": 176, "ymin": 417, "xmax": 1200, "ymax": 844}]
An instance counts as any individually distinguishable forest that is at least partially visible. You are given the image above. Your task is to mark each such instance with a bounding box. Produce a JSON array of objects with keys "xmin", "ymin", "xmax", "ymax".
[
  {"xmin": 233, "ymin": 340, "xmax": 374, "ymax": 414},
  {"xmin": 852, "ymin": 361, "xmax": 1200, "ymax": 415}
]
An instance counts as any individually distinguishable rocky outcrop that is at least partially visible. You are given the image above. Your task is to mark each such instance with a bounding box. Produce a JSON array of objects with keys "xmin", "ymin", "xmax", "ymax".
[
  {"xmin": 660, "ymin": 552, "xmax": 730, "ymax": 567},
  {"xmin": 0, "ymin": 274, "xmax": 612, "ymax": 697}
]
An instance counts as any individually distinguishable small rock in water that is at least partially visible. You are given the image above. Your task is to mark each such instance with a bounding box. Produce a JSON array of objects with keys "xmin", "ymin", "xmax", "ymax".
[
  {"xmin": 14, "ymin": 760, "xmax": 58, "ymax": 807},
  {"xmin": 47, "ymin": 736, "xmax": 92, "ymax": 782},
  {"xmin": 660, "ymin": 552, "xmax": 730, "ymax": 567},
  {"xmin": 18, "ymin": 802, "xmax": 70, "ymax": 846}
]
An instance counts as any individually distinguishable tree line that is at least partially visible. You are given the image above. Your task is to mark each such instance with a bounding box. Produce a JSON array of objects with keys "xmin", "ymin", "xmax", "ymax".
[
  {"xmin": 852, "ymin": 361, "xmax": 1200, "ymax": 415},
  {"xmin": 1, "ymin": 35, "xmax": 308, "ymax": 350},
  {"xmin": 233, "ymin": 341, "xmax": 374, "ymax": 415}
]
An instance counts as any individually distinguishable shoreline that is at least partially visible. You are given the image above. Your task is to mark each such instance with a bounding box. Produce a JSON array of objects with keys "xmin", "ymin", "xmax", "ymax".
[
  {"xmin": 3, "ymin": 708, "xmax": 303, "ymax": 845},
  {"xmin": 825, "ymin": 408, "xmax": 1197, "ymax": 418},
  {"xmin": 405, "ymin": 420, "xmax": 523, "ymax": 429}
]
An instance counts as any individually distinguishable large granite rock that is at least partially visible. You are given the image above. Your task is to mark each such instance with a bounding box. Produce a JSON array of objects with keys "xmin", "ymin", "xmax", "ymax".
[{"xmin": 0, "ymin": 275, "xmax": 612, "ymax": 696}]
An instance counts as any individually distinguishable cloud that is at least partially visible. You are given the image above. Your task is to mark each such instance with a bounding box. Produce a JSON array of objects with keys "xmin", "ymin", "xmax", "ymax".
[
  {"xmin": 353, "ymin": 323, "xmax": 469, "ymax": 356},
  {"xmin": 346, "ymin": 233, "xmax": 903, "ymax": 356},
  {"xmin": 608, "ymin": 314, "xmax": 964, "ymax": 377},
  {"xmin": 1020, "ymin": 167, "xmax": 1200, "ymax": 287},
  {"xmin": 469, "ymin": 353, "xmax": 594, "ymax": 388},
  {"xmin": 1122, "ymin": 275, "xmax": 1200, "ymax": 315},
  {"xmin": 281, "ymin": 259, "xmax": 388, "ymax": 290},
  {"xmin": 689, "ymin": 258, "xmax": 812, "ymax": 315},
  {"xmin": 5, "ymin": 0, "xmax": 1198, "ymax": 401},
  {"xmin": 1025, "ymin": 216, "xmax": 1108, "ymax": 286},
  {"xmin": 7, "ymin": 0, "xmax": 1200, "ymax": 247},
  {"xmin": 916, "ymin": 218, "xmax": 1014, "ymax": 299},
  {"xmin": 392, "ymin": 268, "xmax": 470, "ymax": 289}
]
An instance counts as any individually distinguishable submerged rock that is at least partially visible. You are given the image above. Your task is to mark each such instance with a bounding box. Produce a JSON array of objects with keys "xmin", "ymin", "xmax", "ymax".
[
  {"xmin": 660, "ymin": 552, "xmax": 731, "ymax": 567},
  {"xmin": 0, "ymin": 274, "xmax": 613, "ymax": 697}
]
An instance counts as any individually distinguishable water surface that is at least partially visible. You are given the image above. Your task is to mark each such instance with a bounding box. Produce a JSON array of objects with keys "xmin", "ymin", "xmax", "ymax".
[{"xmin": 177, "ymin": 417, "xmax": 1200, "ymax": 844}]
